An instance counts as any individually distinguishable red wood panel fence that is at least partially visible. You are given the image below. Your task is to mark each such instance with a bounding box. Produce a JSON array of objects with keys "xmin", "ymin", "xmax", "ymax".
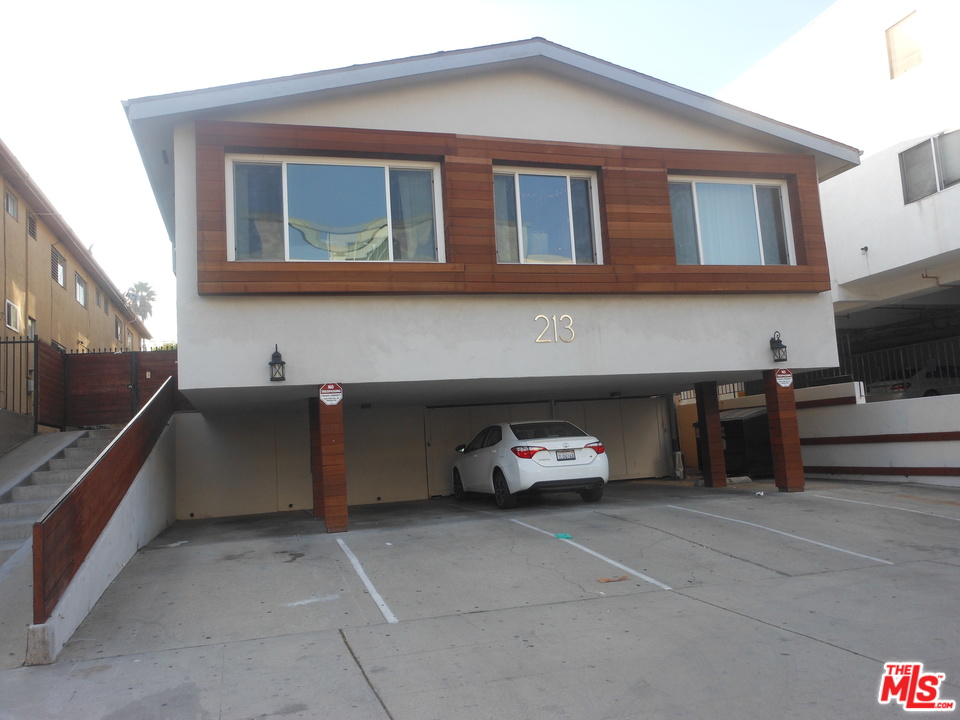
[
  {"xmin": 33, "ymin": 377, "xmax": 176, "ymax": 624},
  {"xmin": 36, "ymin": 343, "xmax": 66, "ymax": 429}
]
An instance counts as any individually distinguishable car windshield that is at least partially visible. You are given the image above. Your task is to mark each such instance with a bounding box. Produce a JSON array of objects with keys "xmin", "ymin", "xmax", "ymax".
[{"xmin": 510, "ymin": 421, "xmax": 587, "ymax": 440}]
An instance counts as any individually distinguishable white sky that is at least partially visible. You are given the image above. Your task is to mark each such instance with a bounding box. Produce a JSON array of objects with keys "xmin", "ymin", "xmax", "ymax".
[{"xmin": 2, "ymin": 0, "xmax": 836, "ymax": 344}]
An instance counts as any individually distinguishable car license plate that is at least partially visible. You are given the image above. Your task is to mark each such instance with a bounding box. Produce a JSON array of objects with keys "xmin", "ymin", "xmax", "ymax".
[{"xmin": 556, "ymin": 449, "xmax": 576, "ymax": 461}]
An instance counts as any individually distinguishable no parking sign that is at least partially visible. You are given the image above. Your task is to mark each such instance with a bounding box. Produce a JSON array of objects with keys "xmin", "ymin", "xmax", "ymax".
[{"xmin": 775, "ymin": 368, "xmax": 793, "ymax": 388}]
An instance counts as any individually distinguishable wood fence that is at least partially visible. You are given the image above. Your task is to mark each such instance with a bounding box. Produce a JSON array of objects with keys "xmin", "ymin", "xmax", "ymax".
[{"xmin": 33, "ymin": 377, "xmax": 176, "ymax": 624}]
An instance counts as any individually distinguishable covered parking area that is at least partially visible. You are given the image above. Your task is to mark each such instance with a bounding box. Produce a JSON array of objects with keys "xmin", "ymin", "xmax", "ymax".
[{"xmin": 174, "ymin": 363, "xmax": 806, "ymax": 532}]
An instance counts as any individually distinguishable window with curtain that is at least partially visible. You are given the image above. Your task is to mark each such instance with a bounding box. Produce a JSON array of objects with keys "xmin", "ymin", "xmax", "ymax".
[
  {"xmin": 494, "ymin": 169, "xmax": 600, "ymax": 264},
  {"xmin": 669, "ymin": 177, "xmax": 793, "ymax": 266},
  {"xmin": 229, "ymin": 156, "xmax": 443, "ymax": 262}
]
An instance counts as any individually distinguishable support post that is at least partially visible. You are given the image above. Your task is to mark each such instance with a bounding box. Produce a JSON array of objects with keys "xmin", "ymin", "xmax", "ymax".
[
  {"xmin": 309, "ymin": 394, "xmax": 348, "ymax": 532},
  {"xmin": 763, "ymin": 370, "xmax": 805, "ymax": 492},
  {"xmin": 694, "ymin": 381, "xmax": 727, "ymax": 488}
]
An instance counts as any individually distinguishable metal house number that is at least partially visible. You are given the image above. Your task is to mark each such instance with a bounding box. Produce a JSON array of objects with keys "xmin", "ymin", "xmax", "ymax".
[{"xmin": 535, "ymin": 314, "xmax": 575, "ymax": 343}]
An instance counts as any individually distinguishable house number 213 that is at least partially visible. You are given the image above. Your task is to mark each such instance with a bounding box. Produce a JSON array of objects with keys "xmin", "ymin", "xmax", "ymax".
[{"xmin": 535, "ymin": 314, "xmax": 575, "ymax": 343}]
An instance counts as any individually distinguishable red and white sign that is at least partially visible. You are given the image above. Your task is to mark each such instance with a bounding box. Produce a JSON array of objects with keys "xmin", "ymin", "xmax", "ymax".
[
  {"xmin": 879, "ymin": 662, "xmax": 955, "ymax": 711},
  {"xmin": 774, "ymin": 368, "xmax": 793, "ymax": 388},
  {"xmin": 320, "ymin": 382, "xmax": 343, "ymax": 406}
]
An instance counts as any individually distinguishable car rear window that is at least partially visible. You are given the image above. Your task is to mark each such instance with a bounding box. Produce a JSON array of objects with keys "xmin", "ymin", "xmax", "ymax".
[{"xmin": 510, "ymin": 421, "xmax": 587, "ymax": 440}]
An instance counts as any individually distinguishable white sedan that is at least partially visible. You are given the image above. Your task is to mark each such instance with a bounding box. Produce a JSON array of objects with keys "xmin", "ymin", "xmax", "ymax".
[{"xmin": 453, "ymin": 420, "xmax": 609, "ymax": 509}]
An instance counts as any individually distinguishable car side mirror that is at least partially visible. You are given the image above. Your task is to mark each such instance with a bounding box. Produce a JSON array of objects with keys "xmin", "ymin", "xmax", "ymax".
[{"xmin": 455, "ymin": 444, "xmax": 466, "ymax": 453}]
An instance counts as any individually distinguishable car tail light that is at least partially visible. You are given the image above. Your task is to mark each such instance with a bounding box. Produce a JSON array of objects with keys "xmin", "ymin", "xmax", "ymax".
[
  {"xmin": 511, "ymin": 446, "xmax": 546, "ymax": 459},
  {"xmin": 585, "ymin": 441, "xmax": 605, "ymax": 454},
  {"xmin": 891, "ymin": 382, "xmax": 911, "ymax": 391}
]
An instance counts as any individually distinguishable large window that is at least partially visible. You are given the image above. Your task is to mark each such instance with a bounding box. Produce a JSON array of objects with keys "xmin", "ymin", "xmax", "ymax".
[
  {"xmin": 493, "ymin": 169, "xmax": 600, "ymax": 264},
  {"xmin": 669, "ymin": 177, "xmax": 794, "ymax": 266},
  {"xmin": 900, "ymin": 130, "xmax": 960, "ymax": 203},
  {"xmin": 228, "ymin": 156, "xmax": 443, "ymax": 262}
]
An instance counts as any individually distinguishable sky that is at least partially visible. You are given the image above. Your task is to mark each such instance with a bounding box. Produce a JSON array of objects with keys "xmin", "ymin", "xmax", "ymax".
[{"xmin": 2, "ymin": 0, "xmax": 837, "ymax": 345}]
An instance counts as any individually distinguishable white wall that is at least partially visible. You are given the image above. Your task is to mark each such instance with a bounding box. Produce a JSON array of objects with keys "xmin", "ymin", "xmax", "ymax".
[
  {"xmin": 230, "ymin": 68, "xmax": 790, "ymax": 156},
  {"xmin": 176, "ymin": 290, "xmax": 839, "ymax": 394},
  {"xmin": 721, "ymin": 0, "xmax": 960, "ymax": 304},
  {"xmin": 26, "ymin": 424, "xmax": 176, "ymax": 664},
  {"xmin": 800, "ymin": 394, "xmax": 960, "ymax": 485}
]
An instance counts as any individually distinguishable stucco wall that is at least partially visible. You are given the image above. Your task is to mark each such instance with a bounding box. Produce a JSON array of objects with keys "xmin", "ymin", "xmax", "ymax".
[
  {"xmin": 27, "ymin": 423, "xmax": 176, "ymax": 664},
  {"xmin": 229, "ymin": 68, "xmax": 793, "ymax": 156}
]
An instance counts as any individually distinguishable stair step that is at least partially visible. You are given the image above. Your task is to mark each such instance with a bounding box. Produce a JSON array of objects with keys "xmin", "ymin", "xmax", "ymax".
[
  {"xmin": 63, "ymin": 447, "xmax": 103, "ymax": 462},
  {"xmin": 0, "ymin": 519, "xmax": 33, "ymax": 542},
  {"xmin": 48, "ymin": 457, "xmax": 97, "ymax": 472},
  {"xmin": 75, "ymin": 439, "xmax": 109, "ymax": 450},
  {"xmin": 0, "ymin": 499, "xmax": 54, "ymax": 520},
  {"xmin": 12, "ymin": 484, "xmax": 69, "ymax": 502},
  {"xmin": 28, "ymin": 469, "xmax": 79, "ymax": 485}
]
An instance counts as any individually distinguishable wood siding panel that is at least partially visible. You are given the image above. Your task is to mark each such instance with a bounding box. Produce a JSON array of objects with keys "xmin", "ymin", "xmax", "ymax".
[
  {"xmin": 195, "ymin": 121, "xmax": 832, "ymax": 297},
  {"xmin": 33, "ymin": 378, "xmax": 175, "ymax": 623}
]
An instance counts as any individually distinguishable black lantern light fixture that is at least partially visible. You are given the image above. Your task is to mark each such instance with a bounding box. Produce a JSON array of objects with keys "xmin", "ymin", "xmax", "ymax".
[
  {"xmin": 769, "ymin": 331, "xmax": 788, "ymax": 363},
  {"xmin": 269, "ymin": 345, "xmax": 286, "ymax": 382}
]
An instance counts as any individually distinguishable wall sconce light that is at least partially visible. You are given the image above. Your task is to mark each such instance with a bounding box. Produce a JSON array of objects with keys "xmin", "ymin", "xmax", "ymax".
[
  {"xmin": 268, "ymin": 345, "xmax": 286, "ymax": 382},
  {"xmin": 769, "ymin": 332, "xmax": 788, "ymax": 363}
]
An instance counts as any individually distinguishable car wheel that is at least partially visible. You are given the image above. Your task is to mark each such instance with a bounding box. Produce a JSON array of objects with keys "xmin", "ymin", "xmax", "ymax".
[
  {"xmin": 923, "ymin": 389, "xmax": 940, "ymax": 397},
  {"xmin": 493, "ymin": 470, "xmax": 516, "ymax": 509},
  {"xmin": 580, "ymin": 485, "xmax": 604, "ymax": 503},
  {"xmin": 453, "ymin": 469, "xmax": 465, "ymax": 500}
]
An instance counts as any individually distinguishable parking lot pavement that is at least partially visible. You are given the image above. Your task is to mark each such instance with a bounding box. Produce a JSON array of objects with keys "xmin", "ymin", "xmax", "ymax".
[{"xmin": 0, "ymin": 478, "xmax": 958, "ymax": 719}]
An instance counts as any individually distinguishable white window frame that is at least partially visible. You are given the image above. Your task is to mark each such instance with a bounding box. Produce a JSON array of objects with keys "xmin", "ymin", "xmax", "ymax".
[
  {"xmin": 4, "ymin": 191, "xmax": 18, "ymax": 220},
  {"xmin": 900, "ymin": 130, "xmax": 960, "ymax": 203},
  {"xmin": 668, "ymin": 175, "xmax": 796, "ymax": 267},
  {"xmin": 5, "ymin": 300, "xmax": 21, "ymax": 332},
  {"xmin": 225, "ymin": 154, "xmax": 446, "ymax": 263},
  {"xmin": 52, "ymin": 248, "xmax": 66, "ymax": 287},
  {"xmin": 75, "ymin": 273, "xmax": 87, "ymax": 307},
  {"xmin": 493, "ymin": 167, "xmax": 603, "ymax": 265},
  {"xmin": 115, "ymin": 316, "xmax": 123, "ymax": 341}
]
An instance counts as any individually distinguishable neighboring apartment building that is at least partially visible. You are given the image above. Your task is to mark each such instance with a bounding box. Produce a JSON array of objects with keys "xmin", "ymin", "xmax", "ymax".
[
  {"xmin": 1, "ymin": 139, "xmax": 151, "ymax": 356},
  {"xmin": 722, "ymin": 0, "xmax": 960, "ymax": 382},
  {"xmin": 125, "ymin": 39, "xmax": 858, "ymax": 528}
]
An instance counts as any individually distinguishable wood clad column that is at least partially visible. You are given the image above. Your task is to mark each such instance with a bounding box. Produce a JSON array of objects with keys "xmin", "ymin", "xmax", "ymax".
[
  {"xmin": 763, "ymin": 370, "xmax": 805, "ymax": 492},
  {"xmin": 694, "ymin": 381, "xmax": 727, "ymax": 488},
  {"xmin": 309, "ymin": 395, "xmax": 348, "ymax": 532}
]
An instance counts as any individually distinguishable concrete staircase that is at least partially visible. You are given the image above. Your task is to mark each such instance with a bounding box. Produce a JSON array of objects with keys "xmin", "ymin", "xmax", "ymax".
[{"xmin": 0, "ymin": 430, "xmax": 118, "ymax": 566}]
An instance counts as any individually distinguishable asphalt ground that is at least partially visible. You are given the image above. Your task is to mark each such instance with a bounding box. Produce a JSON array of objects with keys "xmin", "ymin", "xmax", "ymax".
[{"xmin": 0, "ymin": 477, "xmax": 958, "ymax": 719}]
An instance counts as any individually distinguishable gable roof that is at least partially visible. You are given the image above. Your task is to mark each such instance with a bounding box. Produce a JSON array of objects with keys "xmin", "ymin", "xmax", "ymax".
[
  {"xmin": 0, "ymin": 138, "xmax": 151, "ymax": 340},
  {"xmin": 125, "ymin": 38, "xmax": 860, "ymax": 240}
]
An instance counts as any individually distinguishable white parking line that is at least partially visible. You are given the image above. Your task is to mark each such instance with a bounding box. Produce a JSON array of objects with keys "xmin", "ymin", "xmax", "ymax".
[
  {"xmin": 511, "ymin": 519, "xmax": 673, "ymax": 591},
  {"xmin": 667, "ymin": 505, "xmax": 893, "ymax": 565},
  {"xmin": 812, "ymin": 494, "xmax": 960, "ymax": 522},
  {"xmin": 337, "ymin": 539, "xmax": 399, "ymax": 624}
]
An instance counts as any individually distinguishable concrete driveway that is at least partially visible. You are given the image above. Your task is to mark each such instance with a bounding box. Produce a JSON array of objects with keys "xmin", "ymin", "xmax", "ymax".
[{"xmin": 0, "ymin": 478, "xmax": 958, "ymax": 719}]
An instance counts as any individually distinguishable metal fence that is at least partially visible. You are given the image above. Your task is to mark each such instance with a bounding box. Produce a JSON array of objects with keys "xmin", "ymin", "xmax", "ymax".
[{"xmin": 0, "ymin": 337, "xmax": 38, "ymax": 417}]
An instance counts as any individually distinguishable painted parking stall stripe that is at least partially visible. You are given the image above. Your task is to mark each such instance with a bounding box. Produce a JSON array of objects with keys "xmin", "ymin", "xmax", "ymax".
[
  {"xmin": 511, "ymin": 519, "xmax": 672, "ymax": 591},
  {"xmin": 337, "ymin": 539, "xmax": 399, "ymax": 624},
  {"xmin": 813, "ymin": 494, "xmax": 960, "ymax": 522},
  {"xmin": 667, "ymin": 505, "xmax": 893, "ymax": 565}
]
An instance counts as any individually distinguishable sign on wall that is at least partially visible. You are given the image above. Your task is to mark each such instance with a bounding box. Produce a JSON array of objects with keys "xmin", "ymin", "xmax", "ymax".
[
  {"xmin": 775, "ymin": 368, "xmax": 793, "ymax": 388},
  {"xmin": 320, "ymin": 382, "xmax": 343, "ymax": 406}
]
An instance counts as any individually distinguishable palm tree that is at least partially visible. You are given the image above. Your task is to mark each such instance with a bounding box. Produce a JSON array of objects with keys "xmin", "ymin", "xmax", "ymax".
[{"xmin": 125, "ymin": 281, "xmax": 156, "ymax": 321}]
